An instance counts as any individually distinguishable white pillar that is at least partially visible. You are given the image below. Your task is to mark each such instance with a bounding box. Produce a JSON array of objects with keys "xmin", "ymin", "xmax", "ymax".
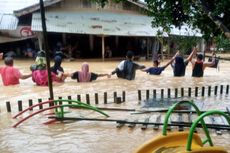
[
  {"xmin": 159, "ymin": 38, "xmax": 164, "ymax": 61},
  {"xmin": 62, "ymin": 33, "xmax": 66, "ymax": 45},
  {"xmin": 146, "ymin": 37, "xmax": 150, "ymax": 59},
  {"xmin": 201, "ymin": 39, "xmax": 205, "ymax": 53},
  {"xmin": 167, "ymin": 38, "xmax": 170, "ymax": 57},
  {"xmin": 89, "ymin": 35, "xmax": 94, "ymax": 52},
  {"xmin": 102, "ymin": 35, "xmax": 105, "ymax": 61},
  {"xmin": 37, "ymin": 32, "xmax": 43, "ymax": 51},
  {"xmin": 115, "ymin": 36, "xmax": 119, "ymax": 48}
]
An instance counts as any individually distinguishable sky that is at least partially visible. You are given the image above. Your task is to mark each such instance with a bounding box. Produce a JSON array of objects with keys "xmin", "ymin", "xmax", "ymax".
[{"xmin": 0, "ymin": 0, "xmax": 40, "ymax": 13}]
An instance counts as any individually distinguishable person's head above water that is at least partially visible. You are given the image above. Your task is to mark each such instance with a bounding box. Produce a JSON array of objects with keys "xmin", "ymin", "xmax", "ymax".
[
  {"xmin": 175, "ymin": 56, "xmax": 184, "ymax": 64},
  {"xmin": 54, "ymin": 55, "xmax": 62, "ymax": 67},
  {"xmin": 196, "ymin": 54, "xmax": 203, "ymax": 61},
  {"xmin": 78, "ymin": 62, "xmax": 91, "ymax": 82},
  {"xmin": 37, "ymin": 50, "xmax": 46, "ymax": 57},
  {"xmin": 153, "ymin": 60, "xmax": 160, "ymax": 67},
  {"xmin": 81, "ymin": 62, "xmax": 89, "ymax": 72},
  {"xmin": 4, "ymin": 57, "xmax": 13, "ymax": 66},
  {"xmin": 126, "ymin": 51, "xmax": 134, "ymax": 60}
]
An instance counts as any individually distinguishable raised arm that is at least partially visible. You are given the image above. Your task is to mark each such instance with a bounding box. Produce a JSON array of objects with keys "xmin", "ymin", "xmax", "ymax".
[
  {"xmin": 186, "ymin": 47, "xmax": 197, "ymax": 63},
  {"xmin": 203, "ymin": 55, "xmax": 216, "ymax": 68},
  {"xmin": 162, "ymin": 51, "xmax": 179, "ymax": 68}
]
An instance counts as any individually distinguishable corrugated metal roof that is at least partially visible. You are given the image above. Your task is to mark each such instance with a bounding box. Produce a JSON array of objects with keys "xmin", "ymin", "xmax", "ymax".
[
  {"xmin": 32, "ymin": 11, "xmax": 202, "ymax": 37},
  {"xmin": 0, "ymin": 14, "xmax": 18, "ymax": 30},
  {"xmin": 32, "ymin": 11, "xmax": 163, "ymax": 37}
]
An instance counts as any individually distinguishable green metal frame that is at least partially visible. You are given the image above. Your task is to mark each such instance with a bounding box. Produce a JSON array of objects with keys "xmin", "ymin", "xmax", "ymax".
[
  {"xmin": 186, "ymin": 110, "xmax": 230, "ymax": 151},
  {"xmin": 163, "ymin": 101, "xmax": 230, "ymax": 151},
  {"xmin": 52, "ymin": 99, "xmax": 109, "ymax": 118},
  {"xmin": 162, "ymin": 100, "xmax": 213, "ymax": 146}
]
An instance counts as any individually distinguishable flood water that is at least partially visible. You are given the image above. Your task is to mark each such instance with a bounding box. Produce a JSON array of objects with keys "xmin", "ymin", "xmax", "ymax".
[{"xmin": 0, "ymin": 58, "xmax": 230, "ymax": 153}]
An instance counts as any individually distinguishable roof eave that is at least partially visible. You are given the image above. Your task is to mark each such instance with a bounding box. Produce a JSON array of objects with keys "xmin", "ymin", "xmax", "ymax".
[
  {"xmin": 13, "ymin": 0, "xmax": 62, "ymax": 17},
  {"xmin": 126, "ymin": 0, "xmax": 148, "ymax": 10}
]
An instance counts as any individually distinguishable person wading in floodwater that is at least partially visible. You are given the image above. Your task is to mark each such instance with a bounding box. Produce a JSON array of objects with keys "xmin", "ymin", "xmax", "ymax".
[
  {"xmin": 190, "ymin": 48, "xmax": 215, "ymax": 77},
  {"xmin": 111, "ymin": 51, "xmax": 145, "ymax": 80}
]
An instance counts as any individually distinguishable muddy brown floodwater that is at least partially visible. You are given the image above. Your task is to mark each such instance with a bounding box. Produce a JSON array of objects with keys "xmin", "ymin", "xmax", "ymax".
[{"xmin": 0, "ymin": 58, "xmax": 230, "ymax": 153}]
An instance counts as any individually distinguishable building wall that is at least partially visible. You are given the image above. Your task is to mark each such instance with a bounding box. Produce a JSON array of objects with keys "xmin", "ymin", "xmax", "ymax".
[
  {"xmin": 47, "ymin": 0, "xmax": 145, "ymax": 15},
  {"xmin": 40, "ymin": 0, "xmax": 149, "ymax": 58}
]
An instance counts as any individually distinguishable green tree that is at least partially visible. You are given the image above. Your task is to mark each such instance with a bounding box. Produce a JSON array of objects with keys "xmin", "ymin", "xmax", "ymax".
[
  {"xmin": 95, "ymin": 0, "xmax": 230, "ymax": 40},
  {"xmin": 170, "ymin": 35, "xmax": 201, "ymax": 54},
  {"xmin": 93, "ymin": 0, "xmax": 230, "ymax": 54},
  {"xmin": 144, "ymin": 0, "xmax": 230, "ymax": 40},
  {"xmin": 214, "ymin": 35, "xmax": 230, "ymax": 52}
]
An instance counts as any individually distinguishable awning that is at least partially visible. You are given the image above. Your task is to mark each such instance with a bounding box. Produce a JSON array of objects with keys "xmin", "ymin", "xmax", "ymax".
[
  {"xmin": 0, "ymin": 25, "xmax": 36, "ymax": 43},
  {"xmin": 32, "ymin": 11, "xmax": 164, "ymax": 37}
]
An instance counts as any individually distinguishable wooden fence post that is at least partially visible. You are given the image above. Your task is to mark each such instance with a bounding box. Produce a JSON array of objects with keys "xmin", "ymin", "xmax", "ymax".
[
  {"xmin": 6, "ymin": 101, "xmax": 11, "ymax": 112},
  {"xmin": 38, "ymin": 98, "xmax": 43, "ymax": 109},
  {"xmin": 18, "ymin": 100, "xmax": 22, "ymax": 112},
  {"xmin": 95, "ymin": 93, "xmax": 99, "ymax": 105}
]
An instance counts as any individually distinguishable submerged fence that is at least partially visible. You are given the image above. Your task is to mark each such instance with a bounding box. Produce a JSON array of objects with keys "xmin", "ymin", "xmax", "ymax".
[
  {"xmin": 137, "ymin": 84, "xmax": 229, "ymax": 101},
  {"xmin": 3, "ymin": 84, "xmax": 230, "ymax": 113}
]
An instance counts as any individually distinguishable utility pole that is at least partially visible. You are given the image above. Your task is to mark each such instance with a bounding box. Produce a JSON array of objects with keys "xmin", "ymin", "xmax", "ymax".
[{"xmin": 39, "ymin": 0, "xmax": 54, "ymax": 99}]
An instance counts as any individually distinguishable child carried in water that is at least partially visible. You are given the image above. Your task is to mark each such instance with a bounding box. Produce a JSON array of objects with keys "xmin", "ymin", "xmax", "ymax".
[{"xmin": 30, "ymin": 51, "xmax": 67, "ymax": 86}]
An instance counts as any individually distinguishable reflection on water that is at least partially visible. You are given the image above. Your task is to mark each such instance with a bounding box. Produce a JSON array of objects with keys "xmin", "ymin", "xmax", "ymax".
[{"xmin": 1, "ymin": 59, "xmax": 230, "ymax": 153}]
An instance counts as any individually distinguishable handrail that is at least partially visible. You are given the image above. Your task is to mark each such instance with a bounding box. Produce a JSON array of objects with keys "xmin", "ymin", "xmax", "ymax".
[
  {"xmin": 52, "ymin": 99, "xmax": 109, "ymax": 117},
  {"xmin": 162, "ymin": 100, "xmax": 213, "ymax": 146},
  {"xmin": 13, "ymin": 104, "xmax": 109, "ymax": 128},
  {"xmin": 186, "ymin": 110, "xmax": 230, "ymax": 151},
  {"xmin": 13, "ymin": 100, "xmax": 53, "ymax": 118},
  {"xmin": 163, "ymin": 100, "xmax": 199, "ymax": 135},
  {"xmin": 13, "ymin": 99, "xmax": 108, "ymax": 118}
]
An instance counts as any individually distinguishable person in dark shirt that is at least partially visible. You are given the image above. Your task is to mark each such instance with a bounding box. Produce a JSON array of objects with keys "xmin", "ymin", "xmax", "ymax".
[
  {"xmin": 51, "ymin": 55, "xmax": 64, "ymax": 75},
  {"xmin": 70, "ymin": 62, "xmax": 110, "ymax": 82},
  {"xmin": 171, "ymin": 47, "xmax": 196, "ymax": 76},
  {"xmin": 191, "ymin": 50, "xmax": 215, "ymax": 77},
  {"xmin": 143, "ymin": 51, "xmax": 179, "ymax": 75},
  {"xmin": 111, "ymin": 51, "xmax": 145, "ymax": 80},
  {"xmin": 30, "ymin": 51, "xmax": 68, "ymax": 86}
]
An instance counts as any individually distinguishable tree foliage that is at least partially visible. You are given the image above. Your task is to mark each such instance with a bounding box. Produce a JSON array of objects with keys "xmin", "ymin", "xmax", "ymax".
[
  {"xmin": 170, "ymin": 35, "xmax": 201, "ymax": 54},
  {"xmin": 214, "ymin": 35, "xmax": 230, "ymax": 52},
  {"xmin": 94, "ymin": 0, "xmax": 230, "ymax": 41},
  {"xmin": 144, "ymin": 0, "xmax": 230, "ymax": 40}
]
